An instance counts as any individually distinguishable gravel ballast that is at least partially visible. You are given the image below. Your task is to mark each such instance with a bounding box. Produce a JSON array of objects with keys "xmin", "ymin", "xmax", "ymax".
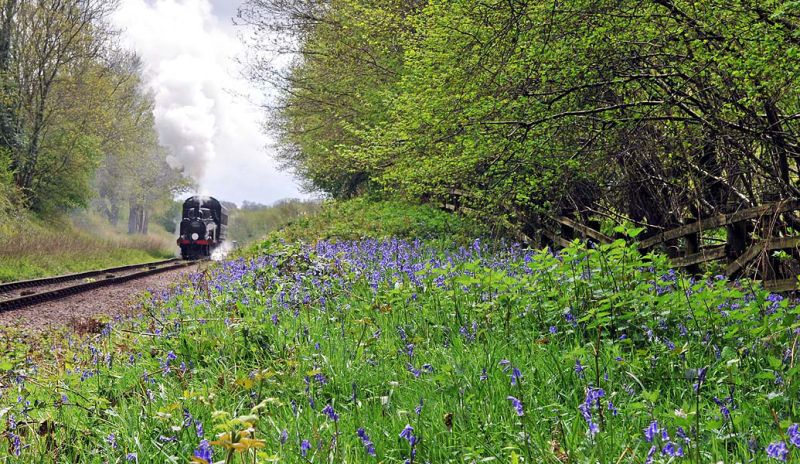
[{"xmin": 0, "ymin": 262, "xmax": 206, "ymax": 333}]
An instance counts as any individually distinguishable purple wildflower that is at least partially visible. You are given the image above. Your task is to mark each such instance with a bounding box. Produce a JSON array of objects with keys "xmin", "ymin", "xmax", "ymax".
[
  {"xmin": 789, "ymin": 424, "xmax": 800, "ymax": 448},
  {"xmin": 608, "ymin": 401, "xmax": 618, "ymax": 416},
  {"xmin": 663, "ymin": 442, "xmax": 684, "ymax": 457},
  {"xmin": 460, "ymin": 325, "xmax": 476, "ymax": 342},
  {"xmin": 645, "ymin": 445, "xmax": 657, "ymax": 464},
  {"xmin": 357, "ymin": 428, "xmax": 376, "ymax": 456},
  {"xmin": 9, "ymin": 432, "xmax": 20, "ymax": 456},
  {"xmin": 712, "ymin": 395, "xmax": 733, "ymax": 419},
  {"xmin": 183, "ymin": 409, "xmax": 193, "ymax": 428},
  {"xmin": 399, "ymin": 424, "xmax": 414, "ymax": 443},
  {"xmin": 644, "ymin": 420, "xmax": 659, "ymax": 443},
  {"xmin": 322, "ymin": 404, "xmax": 339, "ymax": 422},
  {"xmin": 575, "ymin": 359, "xmax": 585, "ymax": 377},
  {"xmin": 693, "ymin": 367, "xmax": 708, "ymax": 392},
  {"xmin": 507, "ymin": 396, "xmax": 524, "ymax": 416},
  {"xmin": 193, "ymin": 440, "xmax": 213, "ymax": 463},
  {"xmin": 767, "ymin": 441, "xmax": 789, "ymax": 461},
  {"xmin": 676, "ymin": 426, "xmax": 690, "ymax": 443}
]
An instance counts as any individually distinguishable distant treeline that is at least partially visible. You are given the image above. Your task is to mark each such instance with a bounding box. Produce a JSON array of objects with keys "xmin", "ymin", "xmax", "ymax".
[
  {"xmin": 0, "ymin": 0, "xmax": 189, "ymax": 233},
  {"xmin": 240, "ymin": 0, "xmax": 800, "ymax": 237},
  {"xmin": 225, "ymin": 199, "xmax": 321, "ymax": 245}
]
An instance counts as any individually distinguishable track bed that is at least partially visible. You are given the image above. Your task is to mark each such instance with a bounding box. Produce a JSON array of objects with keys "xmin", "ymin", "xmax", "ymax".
[{"xmin": 0, "ymin": 259, "xmax": 193, "ymax": 311}]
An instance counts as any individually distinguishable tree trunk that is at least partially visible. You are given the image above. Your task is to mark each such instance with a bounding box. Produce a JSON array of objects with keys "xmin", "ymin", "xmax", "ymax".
[
  {"xmin": 0, "ymin": 0, "xmax": 18, "ymax": 153},
  {"xmin": 141, "ymin": 208, "xmax": 148, "ymax": 234},
  {"xmin": 128, "ymin": 201, "xmax": 150, "ymax": 235},
  {"xmin": 109, "ymin": 202, "xmax": 119, "ymax": 227},
  {"xmin": 128, "ymin": 202, "xmax": 139, "ymax": 234},
  {"xmin": 764, "ymin": 100, "xmax": 793, "ymax": 188}
]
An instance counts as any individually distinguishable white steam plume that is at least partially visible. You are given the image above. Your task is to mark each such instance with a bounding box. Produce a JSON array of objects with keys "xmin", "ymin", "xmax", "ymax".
[
  {"xmin": 114, "ymin": 0, "xmax": 311, "ymax": 204},
  {"xmin": 113, "ymin": 0, "xmax": 234, "ymax": 181}
]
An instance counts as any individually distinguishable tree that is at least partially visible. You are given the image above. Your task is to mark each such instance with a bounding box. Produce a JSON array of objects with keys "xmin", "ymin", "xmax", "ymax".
[
  {"xmin": 7, "ymin": 0, "xmax": 118, "ymax": 212},
  {"xmin": 244, "ymin": 0, "xmax": 800, "ymax": 243},
  {"xmin": 0, "ymin": 0, "xmax": 20, "ymax": 155},
  {"xmin": 239, "ymin": 0, "xmax": 417, "ymax": 198},
  {"xmin": 90, "ymin": 53, "xmax": 192, "ymax": 234}
]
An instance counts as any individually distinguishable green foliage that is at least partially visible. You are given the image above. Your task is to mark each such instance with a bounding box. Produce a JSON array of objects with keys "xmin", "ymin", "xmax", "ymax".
[
  {"xmin": 227, "ymin": 199, "xmax": 321, "ymax": 245},
  {"xmin": 150, "ymin": 199, "xmax": 183, "ymax": 235},
  {"xmin": 261, "ymin": 197, "xmax": 487, "ymax": 245},
  {"xmin": 3, "ymin": 235, "xmax": 800, "ymax": 462},
  {"xmin": 0, "ymin": 1, "xmax": 189, "ymax": 227},
  {"xmin": 0, "ymin": 147, "xmax": 18, "ymax": 217},
  {"xmin": 0, "ymin": 211, "xmax": 175, "ymax": 282},
  {"xmin": 29, "ymin": 131, "xmax": 103, "ymax": 214},
  {"xmin": 244, "ymin": 0, "xmax": 800, "ymax": 235},
  {"xmin": 241, "ymin": 0, "xmax": 415, "ymax": 198}
]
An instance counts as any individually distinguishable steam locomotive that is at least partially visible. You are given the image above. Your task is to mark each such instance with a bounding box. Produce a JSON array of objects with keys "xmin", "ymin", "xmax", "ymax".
[{"xmin": 177, "ymin": 196, "xmax": 228, "ymax": 259}]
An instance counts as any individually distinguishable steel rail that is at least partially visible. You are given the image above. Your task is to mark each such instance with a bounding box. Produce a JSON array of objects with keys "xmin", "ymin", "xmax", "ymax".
[
  {"xmin": 0, "ymin": 259, "xmax": 193, "ymax": 312},
  {"xmin": 0, "ymin": 258, "xmax": 182, "ymax": 294}
]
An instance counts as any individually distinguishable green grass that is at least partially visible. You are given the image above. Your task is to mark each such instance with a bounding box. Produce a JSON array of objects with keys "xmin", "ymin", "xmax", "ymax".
[
  {"xmin": 1, "ymin": 224, "xmax": 798, "ymax": 462},
  {"xmin": 0, "ymin": 248, "xmax": 173, "ymax": 282},
  {"xmin": 228, "ymin": 199, "xmax": 321, "ymax": 246},
  {"xmin": 250, "ymin": 197, "xmax": 487, "ymax": 249},
  {"xmin": 0, "ymin": 212, "xmax": 175, "ymax": 282}
]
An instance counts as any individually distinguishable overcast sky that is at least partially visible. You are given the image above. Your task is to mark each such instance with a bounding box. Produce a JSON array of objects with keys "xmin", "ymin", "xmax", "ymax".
[{"xmin": 113, "ymin": 0, "xmax": 311, "ymax": 207}]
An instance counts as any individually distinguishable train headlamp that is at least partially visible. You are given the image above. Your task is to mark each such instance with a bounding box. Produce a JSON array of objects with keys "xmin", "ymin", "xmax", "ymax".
[{"xmin": 191, "ymin": 233, "xmax": 199, "ymax": 240}]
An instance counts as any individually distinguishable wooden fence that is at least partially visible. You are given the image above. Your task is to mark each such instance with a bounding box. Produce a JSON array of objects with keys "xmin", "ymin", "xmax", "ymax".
[
  {"xmin": 443, "ymin": 192, "xmax": 800, "ymax": 292},
  {"xmin": 552, "ymin": 200, "xmax": 800, "ymax": 291}
]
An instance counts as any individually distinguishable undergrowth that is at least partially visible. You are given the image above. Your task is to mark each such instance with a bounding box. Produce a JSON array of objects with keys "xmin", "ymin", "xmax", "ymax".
[
  {"xmin": 264, "ymin": 197, "xmax": 487, "ymax": 245},
  {"xmin": 2, "ymin": 230, "xmax": 799, "ymax": 462},
  {"xmin": 0, "ymin": 212, "xmax": 175, "ymax": 282}
]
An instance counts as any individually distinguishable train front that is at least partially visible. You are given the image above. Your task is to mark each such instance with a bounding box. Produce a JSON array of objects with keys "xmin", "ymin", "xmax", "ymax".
[{"xmin": 177, "ymin": 198, "xmax": 219, "ymax": 259}]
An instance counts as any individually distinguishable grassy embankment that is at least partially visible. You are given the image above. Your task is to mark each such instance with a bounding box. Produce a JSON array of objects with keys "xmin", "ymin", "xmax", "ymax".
[
  {"xmin": 227, "ymin": 199, "xmax": 321, "ymax": 246},
  {"xmin": 2, "ymin": 199, "xmax": 800, "ymax": 463},
  {"xmin": 247, "ymin": 197, "xmax": 484, "ymax": 247},
  {"xmin": 0, "ymin": 211, "xmax": 175, "ymax": 282}
]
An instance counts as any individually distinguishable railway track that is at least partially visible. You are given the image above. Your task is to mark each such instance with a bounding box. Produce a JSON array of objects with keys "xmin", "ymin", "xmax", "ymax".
[{"xmin": 0, "ymin": 258, "xmax": 194, "ymax": 312}]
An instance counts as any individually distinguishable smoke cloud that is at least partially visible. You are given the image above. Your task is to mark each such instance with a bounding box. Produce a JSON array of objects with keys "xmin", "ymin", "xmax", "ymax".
[
  {"xmin": 113, "ymin": 0, "xmax": 309, "ymax": 204},
  {"xmin": 114, "ymin": 0, "xmax": 226, "ymax": 180}
]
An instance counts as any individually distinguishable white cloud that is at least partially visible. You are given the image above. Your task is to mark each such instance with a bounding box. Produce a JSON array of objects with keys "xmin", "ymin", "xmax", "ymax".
[{"xmin": 113, "ymin": 0, "xmax": 310, "ymax": 205}]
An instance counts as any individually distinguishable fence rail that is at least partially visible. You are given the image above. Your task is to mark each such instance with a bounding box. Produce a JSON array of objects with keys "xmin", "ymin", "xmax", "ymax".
[
  {"xmin": 442, "ymin": 192, "xmax": 800, "ymax": 292},
  {"xmin": 554, "ymin": 200, "xmax": 800, "ymax": 291},
  {"xmin": 638, "ymin": 200, "xmax": 800, "ymax": 249}
]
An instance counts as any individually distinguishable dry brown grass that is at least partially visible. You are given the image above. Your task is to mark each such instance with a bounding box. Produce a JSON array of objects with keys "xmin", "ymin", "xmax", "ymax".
[
  {"xmin": 0, "ymin": 213, "xmax": 175, "ymax": 282},
  {"xmin": 0, "ymin": 223, "xmax": 172, "ymax": 258}
]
